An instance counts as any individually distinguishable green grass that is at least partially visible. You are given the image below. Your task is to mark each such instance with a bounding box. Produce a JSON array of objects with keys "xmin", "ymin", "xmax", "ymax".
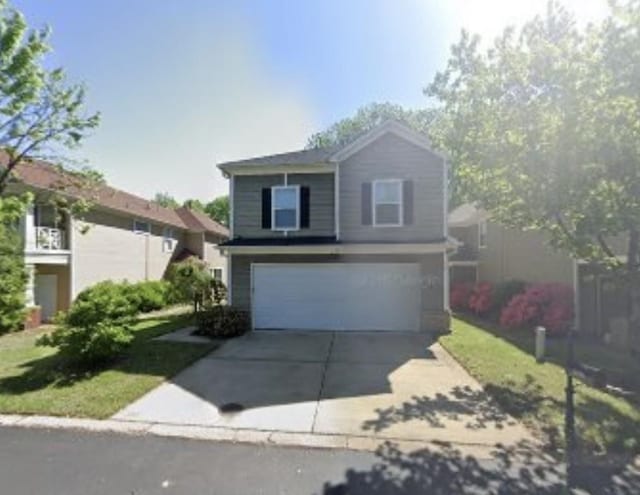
[
  {"xmin": 0, "ymin": 316, "xmax": 218, "ymax": 418},
  {"xmin": 441, "ymin": 317, "xmax": 640, "ymax": 457}
]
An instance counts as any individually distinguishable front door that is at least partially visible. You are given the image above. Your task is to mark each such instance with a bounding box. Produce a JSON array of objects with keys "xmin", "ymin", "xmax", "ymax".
[{"xmin": 35, "ymin": 274, "xmax": 58, "ymax": 322}]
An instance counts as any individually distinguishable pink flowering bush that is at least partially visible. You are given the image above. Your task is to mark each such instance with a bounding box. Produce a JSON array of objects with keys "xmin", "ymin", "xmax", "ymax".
[
  {"xmin": 450, "ymin": 282, "xmax": 473, "ymax": 311},
  {"xmin": 499, "ymin": 283, "xmax": 574, "ymax": 334},
  {"xmin": 468, "ymin": 282, "xmax": 493, "ymax": 316}
]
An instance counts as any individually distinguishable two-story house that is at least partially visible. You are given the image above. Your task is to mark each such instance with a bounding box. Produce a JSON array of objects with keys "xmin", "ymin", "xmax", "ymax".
[
  {"xmin": 6, "ymin": 159, "xmax": 228, "ymax": 326},
  {"xmin": 217, "ymin": 120, "xmax": 452, "ymax": 332}
]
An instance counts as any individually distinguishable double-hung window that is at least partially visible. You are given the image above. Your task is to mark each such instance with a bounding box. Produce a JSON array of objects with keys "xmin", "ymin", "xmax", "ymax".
[
  {"xmin": 133, "ymin": 219, "xmax": 150, "ymax": 235},
  {"xmin": 162, "ymin": 227, "xmax": 176, "ymax": 252},
  {"xmin": 373, "ymin": 179, "xmax": 403, "ymax": 226},
  {"xmin": 271, "ymin": 185, "xmax": 300, "ymax": 231}
]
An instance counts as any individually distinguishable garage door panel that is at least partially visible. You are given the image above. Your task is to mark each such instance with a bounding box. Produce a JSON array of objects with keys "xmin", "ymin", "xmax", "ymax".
[{"xmin": 252, "ymin": 264, "xmax": 421, "ymax": 331}]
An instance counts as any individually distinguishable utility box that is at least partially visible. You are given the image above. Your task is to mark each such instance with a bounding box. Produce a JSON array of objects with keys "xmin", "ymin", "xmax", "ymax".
[{"xmin": 535, "ymin": 326, "xmax": 546, "ymax": 363}]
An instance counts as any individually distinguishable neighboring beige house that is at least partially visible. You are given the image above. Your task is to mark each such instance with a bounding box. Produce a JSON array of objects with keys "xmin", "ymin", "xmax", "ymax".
[
  {"xmin": 448, "ymin": 203, "xmax": 636, "ymax": 350},
  {"xmin": 7, "ymin": 159, "xmax": 228, "ymax": 325},
  {"xmin": 217, "ymin": 120, "xmax": 453, "ymax": 333}
]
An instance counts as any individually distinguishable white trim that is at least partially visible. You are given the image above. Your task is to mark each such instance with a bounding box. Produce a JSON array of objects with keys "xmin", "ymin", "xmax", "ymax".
[
  {"xmin": 228, "ymin": 254, "xmax": 233, "ymax": 305},
  {"xmin": 249, "ymin": 262, "xmax": 255, "ymax": 330},
  {"xmin": 25, "ymin": 252, "xmax": 71, "ymax": 265},
  {"xmin": 334, "ymin": 162, "xmax": 340, "ymax": 240},
  {"xmin": 448, "ymin": 260, "xmax": 479, "ymax": 267},
  {"xmin": 329, "ymin": 120, "xmax": 448, "ymax": 163},
  {"xmin": 372, "ymin": 179, "xmax": 403, "ymax": 227},
  {"xmin": 229, "ymin": 174, "xmax": 235, "ymax": 238},
  {"xmin": 443, "ymin": 251, "xmax": 450, "ymax": 311},
  {"xmin": 220, "ymin": 241, "xmax": 453, "ymax": 256},
  {"xmin": 443, "ymin": 159, "xmax": 448, "ymax": 239},
  {"xmin": 271, "ymin": 184, "xmax": 301, "ymax": 232},
  {"xmin": 220, "ymin": 163, "xmax": 336, "ymax": 176},
  {"xmin": 69, "ymin": 216, "xmax": 76, "ymax": 301}
]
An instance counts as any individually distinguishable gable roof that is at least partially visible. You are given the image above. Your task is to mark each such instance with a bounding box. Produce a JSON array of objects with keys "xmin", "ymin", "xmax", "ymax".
[
  {"xmin": 217, "ymin": 120, "xmax": 444, "ymax": 173},
  {"xmin": 175, "ymin": 207, "xmax": 228, "ymax": 237},
  {"xmin": 4, "ymin": 157, "xmax": 228, "ymax": 237}
]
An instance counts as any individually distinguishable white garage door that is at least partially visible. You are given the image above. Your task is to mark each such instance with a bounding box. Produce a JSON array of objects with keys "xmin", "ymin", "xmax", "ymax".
[{"xmin": 252, "ymin": 263, "xmax": 422, "ymax": 331}]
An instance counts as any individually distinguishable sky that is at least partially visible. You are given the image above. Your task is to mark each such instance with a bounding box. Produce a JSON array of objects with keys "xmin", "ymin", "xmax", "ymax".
[{"xmin": 13, "ymin": 0, "xmax": 610, "ymax": 202}]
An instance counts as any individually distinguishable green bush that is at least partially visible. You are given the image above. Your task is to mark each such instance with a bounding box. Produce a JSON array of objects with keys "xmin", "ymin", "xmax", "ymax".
[
  {"xmin": 38, "ymin": 321, "xmax": 133, "ymax": 366},
  {"xmin": 489, "ymin": 280, "xmax": 526, "ymax": 319},
  {"xmin": 125, "ymin": 280, "xmax": 170, "ymax": 313},
  {"xmin": 195, "ymin": 306, "xmax": 250, "ymax": 339},
  {"xmin": 65, "ymin": 281, "xmax": 137, "ymax": 327},
  {"xmin": 0, "ymin": 196, "xmax": 29, "ymax": 334}
]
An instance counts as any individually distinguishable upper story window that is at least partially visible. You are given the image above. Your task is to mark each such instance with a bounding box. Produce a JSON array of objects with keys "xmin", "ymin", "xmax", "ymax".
[
  {"xmin": 271, "ymin": 185, "xmax": 300, "ymax": 231},
  {"xmin": 478, "ymin": 221, "xmax": 488, "ymax": 248},
  {"xmin": 163, "ymin": 227, "xmax": 176, "ymax": 252},
  {"xmin": 373, "ymin": 179, "xmax": 403, "ymax": 227},
  {"xmin": 133, "ymin": 219, "xmax": 150, "ymax": 235},
  {"xmin": 211, "ymin": 267, "xmax": 223, "ymax": 281}
]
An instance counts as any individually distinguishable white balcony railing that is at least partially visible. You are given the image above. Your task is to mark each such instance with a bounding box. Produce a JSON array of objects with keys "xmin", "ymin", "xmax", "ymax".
[{"xmin": 35, "ymin": 227, "xmax": 66, "ymax": 250}]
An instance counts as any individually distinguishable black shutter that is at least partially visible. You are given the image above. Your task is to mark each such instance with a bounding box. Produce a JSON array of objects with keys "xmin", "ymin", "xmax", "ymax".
[
  {"xmin": 261, "ymin": 188, "xmax": 272, "ymax": 229},
  {"xmin": 361, "ymin": 182, "xmax": 372, "ymax": 225},
  {"xmin": 300, "ymin": 186, "xmax": 310, "ymax": 228},
  {"xmin": 403, "ymin": 180, "xmax": 414, "ymax": 225}
]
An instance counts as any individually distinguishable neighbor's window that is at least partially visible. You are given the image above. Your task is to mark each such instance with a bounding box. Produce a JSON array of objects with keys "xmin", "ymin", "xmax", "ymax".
[
  {"xmin": 133, "ymin": 219, "xmax": 150, "ymax": 235},
  {"xmin": 479, "ymin": 221, "xmax": 488, "ymax": 248},
  {"xmin": 272, "ymin": 185, "xmax": 300, "ymax": 230},
  {"xmin": 162, "ymin": 227, "xmax": 176, "ymax": 252},
  {"xmin": 211, "ymin": 268, "xmax": 223, "ymax": 281},
  {"xmin": 373, "ymin": 179, "xmax": 403, "ymax": 226}
]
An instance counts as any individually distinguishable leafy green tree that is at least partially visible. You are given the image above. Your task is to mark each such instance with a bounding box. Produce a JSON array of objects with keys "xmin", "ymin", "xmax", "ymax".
[
  {"xmin": 183, "ymin": 198, "xmax": 205, "ymax": 212},
  {"xmin": 427, "ymin": 1, "xmax": 640, "ymax": 342},
  {"xmin": 0, "ymin": 0, "xmax": 99, "ymax": 331},
  {"xmin": 306, "ymin": 102, "xmax": 438, "ymax": 149},
  {"xmin": 204, "ymin": 195, "xmax": 229, "ymax": 226},
  {"xmin": 0, "ymin": 194, "xmax": 28, "ymax": 333},
  {"xmin": 153, "ymin": 192, "xmax": 179, "ymax": 208}
]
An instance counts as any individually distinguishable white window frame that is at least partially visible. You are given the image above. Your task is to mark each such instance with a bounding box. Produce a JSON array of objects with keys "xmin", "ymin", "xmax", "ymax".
[
  {"xmin": 162, "ymin": 226, "xmax": 176, "ymax": 252},
  {"xmin": 271, "ymin": 185, "xmax": 300, "ymax": 231},
  {"xmin": 478, "ymin": 220, "xmax": 488, "ymax": 248},
  {"xmin": 372, "ymin": 179, "xmax": 403, "ymax": 227},
  {"xmin": 133, "ymin": 219, "xmax": 151, "ymax": 235},
  {"xmin": 211, "ymin": 267, "xmax": 223, "ymax": 281}
]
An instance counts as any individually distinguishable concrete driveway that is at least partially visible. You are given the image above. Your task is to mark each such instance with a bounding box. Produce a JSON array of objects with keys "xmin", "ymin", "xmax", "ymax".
[{"xmin": 114, "ymin": 331, "xmax": 531, "ymax": 446}]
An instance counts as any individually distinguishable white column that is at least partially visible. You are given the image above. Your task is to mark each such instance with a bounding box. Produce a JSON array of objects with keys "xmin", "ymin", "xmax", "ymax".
[
  {"xmin": 25, "ymin": 264, "xmax": 36, "ymax": 307},
  {"xmin": 23, "ymin": 204, "xmax": 37, "ymax": 252}
]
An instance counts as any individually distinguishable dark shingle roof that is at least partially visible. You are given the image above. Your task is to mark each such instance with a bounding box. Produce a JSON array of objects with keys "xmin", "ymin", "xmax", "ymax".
[{"xmin": 217, "ymin": 146, "xmax": 338, "ymax": 169}]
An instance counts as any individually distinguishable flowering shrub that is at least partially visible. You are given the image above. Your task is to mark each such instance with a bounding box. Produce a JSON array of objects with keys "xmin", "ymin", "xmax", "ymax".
[
  {"xmin": 450, "ymin": 282, "xmax": 473, "ymax": 311},
  {"xmin": 468, "ymin": 282, "xmax": 493, "ymax": 315},
  {"xmin": 500, "ymin": 283, "xmax": 574, "ymax": 333}
]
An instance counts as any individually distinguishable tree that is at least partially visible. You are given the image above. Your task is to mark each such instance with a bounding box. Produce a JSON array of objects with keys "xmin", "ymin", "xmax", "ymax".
[
  {"xmin": 427, "ymin": 1, "xmax": 640, "ymax": 343},
  {"xmin": 0, "ymin": 0, "xmax": 99, "ymax": 331},
  {"xmin": 183, "ymin": 198, "xmax": 205, "ymax": 212},
  {"xmin": 153, "ymin": 192, "xmax": 179, "ymax": 208},
  {"xmin": 205, "ymin": 195, "xmax": 229, "ymax": 226},
  {"xmin": 306, "ymin": 102, "xmax": 438, "ymax": 149}
]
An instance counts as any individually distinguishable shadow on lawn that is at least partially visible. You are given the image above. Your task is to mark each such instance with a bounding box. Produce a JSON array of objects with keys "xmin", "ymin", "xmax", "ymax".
[{"xmin": 0, "ymin": 316, "xmax": 195, "ymax": 393}]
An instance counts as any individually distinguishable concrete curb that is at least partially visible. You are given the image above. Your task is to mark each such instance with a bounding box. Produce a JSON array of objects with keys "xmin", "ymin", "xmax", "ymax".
[{"xmin": 0, "ymin": 413, "xmax": 502, "ymax": 457}]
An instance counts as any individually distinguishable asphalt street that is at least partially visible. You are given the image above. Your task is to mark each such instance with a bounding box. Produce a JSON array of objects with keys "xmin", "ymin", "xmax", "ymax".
[{"xmin": 0, "ymin": 426, "xmax": 635, "ymax": 495}]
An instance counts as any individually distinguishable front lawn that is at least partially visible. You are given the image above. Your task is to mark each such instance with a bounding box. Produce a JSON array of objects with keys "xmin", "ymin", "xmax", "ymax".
[
  {"xmin": 0, "ymin": 316, "xmax": 218, "ymax": 418},
  {"xmin": 441, "ymin": 317, "xmax": 640, "ymax": 457}
]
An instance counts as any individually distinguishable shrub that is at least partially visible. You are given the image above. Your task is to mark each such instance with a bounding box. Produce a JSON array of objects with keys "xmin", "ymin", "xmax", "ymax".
[
  {"xmin": 500, "ymin": 282, "xmax": 574, "ymax": 334},
  {"xmin": 65, "ymin": 281, "xmax": 137, "ymax": 327},
  {"xmin": 166, "ymin": 257, "xmax": 212, "ymax": 308},
  {"xmin": 195, "ymin": 306, "xmax": 250, "ymax": 339},
  {"xmin": 126, "ymin": 280, "xmax": 170, "ymax": 313},
  {"xmin": 468, "ymin": 282, "xmax": 493, "ymax": 315},
  {"xmin": 450, "ymin": 282, "xmax": 473, "ymax": 311},
  {"xmin": 38, "ymin": 321, "xmax": 133, "ymax": 366},
  {"xmin": 489, "ymin": 280, "xmax": 526, "ymax": 319}
]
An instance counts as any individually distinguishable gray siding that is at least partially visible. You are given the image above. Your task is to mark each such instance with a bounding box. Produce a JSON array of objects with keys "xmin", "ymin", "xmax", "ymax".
[
  {"xmin": 230, "ymin": 253, "xmax": 445, "ymax": 324},
  {"xmin": 233, "ymin": 173, "xmax": 335, "ymax": 238},
  {"xmin": 339, "ymin": 133, "xmax": 445, "ymax": 243}
]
